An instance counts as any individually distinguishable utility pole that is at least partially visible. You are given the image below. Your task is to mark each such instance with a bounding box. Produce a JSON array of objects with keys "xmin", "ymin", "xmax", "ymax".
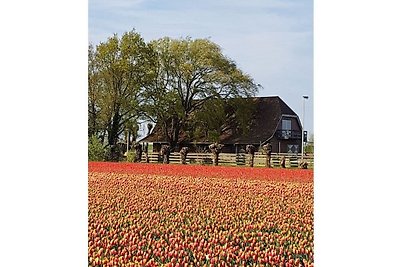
[{"xmin": 301, "ymin": 95, "xmax": 309, "ymax": 159}]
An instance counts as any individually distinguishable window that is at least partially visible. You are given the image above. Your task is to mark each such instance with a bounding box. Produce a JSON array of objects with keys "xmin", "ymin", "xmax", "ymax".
[
  {"xmin": 282, "ymin": 119, "xmax": 292, "ymax": 130},
  {"xmin": 288, "ymin": 144, "xmax": 299, "ymax": 153},
  {"xmin": 281, "ymin": 119, "xmax": 292, "ymax": 139}
]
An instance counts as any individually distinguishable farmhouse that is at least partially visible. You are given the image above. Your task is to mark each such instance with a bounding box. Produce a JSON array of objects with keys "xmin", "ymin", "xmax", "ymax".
[{"xmin": 139, "ymin": 96, "xmax": 303, "ymax": 154}]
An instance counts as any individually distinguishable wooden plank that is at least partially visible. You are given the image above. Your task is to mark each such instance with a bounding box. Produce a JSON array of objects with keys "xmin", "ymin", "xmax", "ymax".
[
  {"xmin": 271, "ymin": 156, "xmax": 281, "ymax": 168},
  {"xmin": 288, "ymin": 157, "xmax": 299, "ymax": 168}
]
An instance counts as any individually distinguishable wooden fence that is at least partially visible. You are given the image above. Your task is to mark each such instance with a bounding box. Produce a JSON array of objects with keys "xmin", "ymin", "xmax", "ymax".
[{"xmin": 139, "ymin": 152, "xmax": 314, "ymax": 169}]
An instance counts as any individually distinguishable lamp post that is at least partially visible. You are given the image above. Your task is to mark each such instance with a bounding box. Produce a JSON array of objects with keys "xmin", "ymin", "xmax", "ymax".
[{"xmin": 301, "ymin": 95, "xmax": 309, "ymax": 159}]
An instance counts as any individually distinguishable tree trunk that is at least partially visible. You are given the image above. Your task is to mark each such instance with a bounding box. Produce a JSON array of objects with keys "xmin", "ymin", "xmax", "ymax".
[
  {"xmin": 169, "ymin": 117, "xmax": 181, "ymax": 151},
  {"xmin": 160, "ymin": 145, "xmax": 171, "ymax": 164},
  {"xmin": 161, "ymin": 115, "xmax": 183, "ymax": 151},
  {"xmin": 266, "ymin": 154, "xmax": 272, "ymax": 168},
  {"xmin": 280, "ymin": 156, "xmax": 286, "ymax": 168},
  {"xmin": 108, "ymin": 112, "xmax": 121, "ymax": 161},
  {"xmin": 246, "ymin": 145, "xmax": 256, "ymax": 167},
  {"xmin": 133, "ymin": 143, "xmax": 142, "ymax": 163},
  {"xmin": 180, "ymin": 147, "xmax": 189, "ymax": 164},
  {"xmin": 263, "ymin": 143, "xmax": 272, "ymax": 168},
  {"xmin": 249, "ymin": 154, "xmax": 254, "ymax": 167},
  {"xmin": 299, "ymin": 159, "xmax": 308, "ymax": 169},
  {"xmin": 212, "ymin": 153, "xmax": 219, "ymax": 166},
  {"xmin": 88, "ymin": 103, "xmax": 97, "ymax": 138},
  {"xmin": 209, "ymin": 143, "xmax": 223, "ymax": 166},
  {"xmin": 144, "ymin": 143, "xmax": 149, "ymax": 163},
  {"xmin": 100, "ymin": 129, "xmax": 106, "ymax": 145}
]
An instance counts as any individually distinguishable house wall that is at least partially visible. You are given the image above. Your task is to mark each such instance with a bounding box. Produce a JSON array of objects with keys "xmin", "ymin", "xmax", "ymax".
[
  {"xmin": 269, "ymin": 137, "xmax": 302, "ymax": 154},
  {"xmin": 273, "ymin": 115, "xmax": 302, "ymax": 153}
]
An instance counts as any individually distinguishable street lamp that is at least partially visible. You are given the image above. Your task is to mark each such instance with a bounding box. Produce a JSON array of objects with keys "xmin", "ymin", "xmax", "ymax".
[{"xmin": 301, "ymin": 95, "xmax": 309, "ymax": 159}]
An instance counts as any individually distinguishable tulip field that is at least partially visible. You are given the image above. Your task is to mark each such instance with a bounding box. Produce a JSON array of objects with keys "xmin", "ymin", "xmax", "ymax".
[{"xmin": 88, "ymin": 162, "xmax": 314, "ymax": 267}]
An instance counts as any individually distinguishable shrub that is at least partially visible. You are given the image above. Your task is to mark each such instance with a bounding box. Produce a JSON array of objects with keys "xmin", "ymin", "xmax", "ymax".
[
  {"xmin": 126, "ymin": 151, "xmax": 135, "ymax": 162},
  {"xmin": 88, "ymin": 135, "xmax": 105, "ymax": 161}
]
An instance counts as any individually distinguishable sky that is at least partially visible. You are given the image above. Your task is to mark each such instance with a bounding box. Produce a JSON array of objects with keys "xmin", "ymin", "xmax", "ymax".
[{"xmin": 89, "ymin": 0, "xmax": 313, "ymax": 135}]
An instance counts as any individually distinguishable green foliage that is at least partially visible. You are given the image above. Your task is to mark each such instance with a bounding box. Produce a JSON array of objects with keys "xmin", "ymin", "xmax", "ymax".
[
  {"xmin": 305, "ymin": 143, "xmax": 314, "ymax": 154},
  {"xmin": 89, "ymin": 32, "xmax": 260, "ymax": 150},
  {"xmin": 188, "ymin": 98, "xmax": 225, "ymax": 141},
  {"xmin": 230, "ymin": 98, "xmax": 256, "ymax": 135},
  {"xmin": 126, "ymin": 151, "xmax": 136, "ymax": 162},
  {"xmin": 305, "ymin": 134, "xmax": 314, "ymax": 154},
  {"xmin": 208, "ymin": 130, "xmax": 220, "ymax": 143},
  {"xmin": 88, "ymin": 135, "xmax": 105, "ymax": 161},
  {"xmin": 143, "ymin": 37, "xmax": 258, "ymax": 147},
  {"xmin": 88, "ymin": 30, "xmax": 154, "ymax": 147},
  {"xmin": 188, "ymin": 97, "xmax": 255, "ymax": 142}
]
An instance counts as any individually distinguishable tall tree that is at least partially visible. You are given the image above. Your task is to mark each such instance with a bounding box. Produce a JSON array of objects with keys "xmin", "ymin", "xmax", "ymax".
[
  {"xmin": 88, "ymin": 30, "xmax": 154, "ymax": 156},
  {"xmin": 143, "ymin": 37, "xmax": 259, "ymax": 149},
  {"xmin": 88, "ymin": 44, "xmax": 101, "ymax": 140}
]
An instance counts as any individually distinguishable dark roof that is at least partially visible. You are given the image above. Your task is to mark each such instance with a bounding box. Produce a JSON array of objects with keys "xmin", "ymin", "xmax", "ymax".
[{"xmin": 140, "ymin": 96, "xmax": 299, "ymax": 145}]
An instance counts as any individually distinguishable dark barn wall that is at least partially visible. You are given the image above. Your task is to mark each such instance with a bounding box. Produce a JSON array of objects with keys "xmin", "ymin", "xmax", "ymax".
[
  {"xmin": 267, "ymin": 137, "xmax": 301, "ymax": 154},
  {"xmin": 279, "ymin": 116, "xmax": 301, "ymax": 131}
]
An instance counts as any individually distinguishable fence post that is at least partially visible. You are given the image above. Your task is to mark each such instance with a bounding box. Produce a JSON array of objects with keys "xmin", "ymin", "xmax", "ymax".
[{"xmin": 236, "ymin": 153, "xmax": 245, "ymax": 166}]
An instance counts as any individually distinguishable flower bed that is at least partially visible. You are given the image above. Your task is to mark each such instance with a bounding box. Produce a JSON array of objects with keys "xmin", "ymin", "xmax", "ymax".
[{"xmin": 88, "ymin": 162, "xmax": 314, "ymax": 266}]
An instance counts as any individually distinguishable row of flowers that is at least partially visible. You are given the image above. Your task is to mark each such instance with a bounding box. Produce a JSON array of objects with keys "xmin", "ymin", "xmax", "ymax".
[{"xmin": 88, "ymin": 162, "xmax": 313, "ymax": 183}]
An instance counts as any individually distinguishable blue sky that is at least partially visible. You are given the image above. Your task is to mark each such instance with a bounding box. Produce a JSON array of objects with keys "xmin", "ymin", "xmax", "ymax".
[{"xmin": 89, "ymin": 0, "xmax": 314, "ymax": 135}]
